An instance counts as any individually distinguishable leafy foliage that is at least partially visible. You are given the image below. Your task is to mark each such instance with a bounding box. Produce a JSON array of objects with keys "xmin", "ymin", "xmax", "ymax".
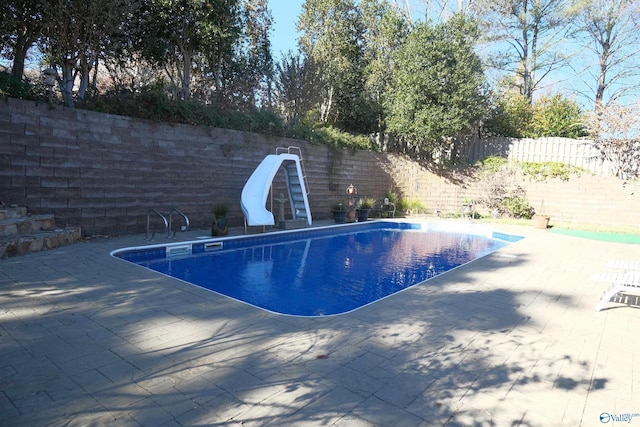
[
  {"xmin": 0, "ymin": 70, "xmax": 39, "ymax": 99},
  {"xmin": 0, "ymin": 0, "xmax": 613, "ymax": 158},
  {"xmin": 304, "ymin": 126, "xmax": 375, "ymax": 151},
  {"xmin": 273, "ymin": 52, "xmax": 319, "ymax": 126},
  {"xmin": 385, "ymin": 14, "xmax": 488, "ymax": 159},
  {"xmin": 84, "ymin": 89, "xmax": 284, "ymax": 134},
  {"xmin": 39, "ymin": 0, "xmax": 131, "ymax": 107},
  {"xmin": 500, "ymin": 192, "xmax": 535, "ymax": 219},
  {"xmin": 476, "ymin": 155, "xmax": 509, "ymax": 175},
  {"xmin": 529, "ymin": 94, "xmax": 588, "ymax": 138},
  {"xmin": 396, "ymin": 198, "xmax": 428, "ymax": 214},
  {"xmin": 83, "ymin": 88, "xmax": 373, "ymax": 150},
  {"xmin": 0, "ymin": 0, "xmax": 43, "ymax": 80},
  {"xmin": 212, "ymin": 204, "xmax": 229, "ymax": 218},
  {"xmin": 484, "ymin": 93, "xmax": 533, "ymax": 137},
  {"xmin": 358, "ymin": 197, "xmax": 376, "ymax": 209},
  {"xmin": 519, "ymin": 161, "xmax": 584, "ymax": 182},
  {"xmin": 477, "ymin": 155, "xmax": 583, "ymax": 182},
  {"xmin": 297, "ymin": 0, "xmax": 371, "ymax": 132},
  {"xmin": 485, "ymin": 93, "xmax": 587, "ymax": 138}
]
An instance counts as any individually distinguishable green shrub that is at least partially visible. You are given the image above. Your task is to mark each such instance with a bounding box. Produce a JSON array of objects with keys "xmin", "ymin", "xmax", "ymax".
[
  {"xmin": 0, "ymin": 71, "xmax": 39, "ymax": 100},
  {"xmin": 484, "ymin": 93, "xmax": 533, "ymax": 138},
  {"xmin": 478, "ymin": 157, "xmax": 583, "ymax": 182},
  {"xmin": 306, "ymin": 126, "xmax": 375, "ymax": 151},
  {"xmin": 500, "ymin": 194, "xmax": 535, "ymax": 218},
  {"xmin": 477, "ymin": 156, "xmax": 509, "ymax": 175},
  {"xmin": 519, "ymin": 161, "xmax": 584, "ymax": 182},
  {"xmin": 85, "ymin": 91, "xmax": 376, "ymax": 150},
  {"xmin": 485, "ymin": 92, "xmax": 587, "ymax": 138},
  {"xmin": 85, "ymin": 89, "xmax": 285, "ymax": 135},
  {"xmin": 529, "ymin": 94, "xmax": 588, "ymax": 138},
  {"xmin": 358, "ymin": 197, "xmax": 376, "ymax": 209},
  {"xmin": 397, "ymin": 198, "xmax": 427, "ymax": 214}
]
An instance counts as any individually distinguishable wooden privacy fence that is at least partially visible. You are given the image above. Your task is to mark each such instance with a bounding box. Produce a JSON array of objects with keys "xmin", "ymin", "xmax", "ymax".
[{"xmin": 464, "ymin": 137, "xmax": 612, "ymax": 176}]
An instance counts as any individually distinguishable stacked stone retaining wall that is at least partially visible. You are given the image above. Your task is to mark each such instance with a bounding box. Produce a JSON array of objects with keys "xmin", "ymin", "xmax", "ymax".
[{"xmin": 1, "ymin": 98, "xmax": 638, "ymax": 235}]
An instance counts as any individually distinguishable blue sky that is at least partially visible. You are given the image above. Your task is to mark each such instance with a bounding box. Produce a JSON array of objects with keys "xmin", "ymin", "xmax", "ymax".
[
  {"xmin": 269, "ymin": 1, "xmax": 304, "ymax": 58},
  {"xmin": 265, "ymin": 1, "xmax": 639, "ymax": 109}
]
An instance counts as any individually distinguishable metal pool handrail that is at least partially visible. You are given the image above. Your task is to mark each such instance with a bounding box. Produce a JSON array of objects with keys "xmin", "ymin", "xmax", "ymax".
[
  {"xmin": 168, "ymin": 208, "xmax": 190, "ymax": 238},
  {"xmin": 146, "ymin": 208, "xmax": 168, "ymax": 241}
]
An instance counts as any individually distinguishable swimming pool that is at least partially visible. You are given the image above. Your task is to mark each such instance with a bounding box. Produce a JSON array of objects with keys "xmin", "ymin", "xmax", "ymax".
[{"xmin": 112, "ymin": 221, "xmax": 523, "ymax": 316}]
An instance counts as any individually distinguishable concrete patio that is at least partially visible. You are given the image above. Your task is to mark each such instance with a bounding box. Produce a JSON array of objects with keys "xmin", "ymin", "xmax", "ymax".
[{"xmin": 1, "ymin": 221, "xmax": 640, "ymax": 426}]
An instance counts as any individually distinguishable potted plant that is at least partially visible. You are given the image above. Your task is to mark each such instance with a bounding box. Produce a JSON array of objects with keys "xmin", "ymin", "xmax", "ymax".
[
  {"xmin": 532, "ymin": 200, "xmax": 550, "ymax": 229},
  {"xmin": 211, "ymin": 204, "xmax": 229, "ymax": 236},
  {"xmin": 532, "ymin": 213, "xmax": 551, "ymax": 229},
  {"xmin": 332, "ymin": 202, "xmax": 347, "ymax": 224},
  {"xmin": 357, "ymin": 197, "xmax": 376, "ymax": 222}
]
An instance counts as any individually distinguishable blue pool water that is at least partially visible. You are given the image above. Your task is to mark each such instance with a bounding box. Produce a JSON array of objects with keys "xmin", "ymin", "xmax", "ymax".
[{"xmin": 113, "ymin": 222, "xmax": 522, "ymax": 316}]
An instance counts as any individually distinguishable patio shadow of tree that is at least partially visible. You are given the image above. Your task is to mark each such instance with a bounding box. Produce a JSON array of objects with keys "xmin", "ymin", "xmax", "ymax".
[{"xmin": 0, "ymin": 238, "xmax": 611, "ymax": 426}]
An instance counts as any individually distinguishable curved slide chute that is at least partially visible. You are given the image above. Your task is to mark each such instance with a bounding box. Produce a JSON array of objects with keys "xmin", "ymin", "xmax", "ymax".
[{"xmin": 241, "ymin": 153, "xmax": 312, "ymax": 227}]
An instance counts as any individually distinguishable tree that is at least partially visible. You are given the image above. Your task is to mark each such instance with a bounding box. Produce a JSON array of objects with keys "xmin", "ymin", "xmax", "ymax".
[
  {"xmin": 360, "ymin": 0, "xmax": 409, "ymax": 143},
  {"xmin": 229, "ymin": 0, "xmax": 274, "ymax": 108},
  {"xmin": 40, "ymin": 0, "xmax": 130, "ymax": 107},
  {"xmin": 569, "ymin": 0, "xmax": 640, "ymax": 108},
  {"xmin": 485, "ymin": 92, "xmax": 587, "ymax": 137},
  {"xmin": 130, "ymin": 0, "xmax": 225, "ymax": 102},
  {"xmin": 297, "ymin": 0, "xmax": 369, "ymax": 131},
  {"xmin": 199, "ymin": 0, "xmax": 243, "ymax": 105},
  {"xmin": 273, "ymin": 51, "xmax": 320, "ymax": 126},
  {"xmin": 0, "ymin": 0, "xmax": 43, "ymax": 80},
  {"xmin": 472, "ymin": 0, "xmax": 573, "ymax": 103},
  {"xmin": 484, "ymin": 92, "xmax": 534, "ymax": 137},
  {"xmin": 385, "ymin": 14, "xmax": 488, "ymax": 159},
  {"xmin": 587, "ymin": 101, "xmax": 640, "ymax": 179},
  {"xmin": 529, "ymin": 94, "xmax": 587, "ymax": 137}
]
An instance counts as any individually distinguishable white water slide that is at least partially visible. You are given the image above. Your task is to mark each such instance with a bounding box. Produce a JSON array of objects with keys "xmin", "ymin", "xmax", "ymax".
[{"xmin": 241, "ymin": 149, "xmax": 312, "ymax": 227}]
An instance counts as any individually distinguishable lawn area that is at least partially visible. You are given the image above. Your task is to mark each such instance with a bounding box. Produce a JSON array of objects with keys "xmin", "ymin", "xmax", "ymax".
[
  {"xmin": 465, "ymin": 216, "xmax": 640, "ymax": 243},
  {"xmin": 548, "ymin": 228, "xmax": 640, "ymax": 244}
]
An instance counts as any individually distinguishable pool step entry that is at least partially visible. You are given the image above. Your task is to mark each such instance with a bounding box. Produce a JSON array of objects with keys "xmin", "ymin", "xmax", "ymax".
[
  {"xmin": 241, "ymin": 146, "xmax": 312, "ymax": 230},
  {"xmin": 0, "ymin": 205, "xmax": 81, "ymax": 258}
]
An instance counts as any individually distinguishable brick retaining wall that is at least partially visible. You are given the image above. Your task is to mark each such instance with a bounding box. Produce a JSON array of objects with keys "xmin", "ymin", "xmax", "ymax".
[{"xmin": 1, "ymin": 98, "xmax": 638, "ymax": 235}]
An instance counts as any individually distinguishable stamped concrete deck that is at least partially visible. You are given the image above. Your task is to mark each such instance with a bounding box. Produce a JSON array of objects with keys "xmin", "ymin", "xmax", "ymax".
[{"xmin": 1, "ymin": 221, "xmax": 640, "ymax": 426}]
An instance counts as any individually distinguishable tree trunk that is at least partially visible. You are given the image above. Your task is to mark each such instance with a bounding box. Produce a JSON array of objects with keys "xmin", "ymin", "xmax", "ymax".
[
  {"xmin": 59, "ymin": 60, "xmax": 76, "ymax": 108},
  {"xmin": 10, "ymin": 32, "xmax": 34, "ymax": 80},
  {"xmin": 320, "ymin": 86, "xmax": 333, "ymax": 124},
  {"xmin": 76, "ymin": 53, "xmax": 92, "ymax": 105},
  {"xmin": 595, "ymin": 40, "xmax": 610, "ymax": 108},
  {"xmin": 182, "ymin": 48, "xmax": 191, "ymax": 101}
]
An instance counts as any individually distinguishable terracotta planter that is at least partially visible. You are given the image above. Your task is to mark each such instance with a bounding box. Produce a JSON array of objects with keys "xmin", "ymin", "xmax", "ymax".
[{"xmin": 532, "ymin": 214, "xmax": 550, "ymax": 229}]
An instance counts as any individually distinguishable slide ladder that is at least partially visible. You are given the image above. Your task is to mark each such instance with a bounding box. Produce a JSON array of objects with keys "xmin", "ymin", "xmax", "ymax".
[{"xmin": 241, "ymin": 147, "xmax": 312, "ymax": 228}]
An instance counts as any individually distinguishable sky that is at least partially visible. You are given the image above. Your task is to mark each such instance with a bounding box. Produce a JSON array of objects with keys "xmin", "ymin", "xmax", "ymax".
[
  {"xmin": 269, "ymin": 1, "xmax": 304, "ymax": 58},
  {"xmin": 266, "ymin": 1, "xmax": 638, "ymax": 109}
]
